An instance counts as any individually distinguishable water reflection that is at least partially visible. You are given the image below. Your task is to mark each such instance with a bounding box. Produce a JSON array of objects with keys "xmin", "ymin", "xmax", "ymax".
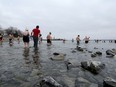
[
  {"xmin": 32, "ymin": 49, "xmax": 42, "ymax": 69},
  {"xmin": 46, "ymin": 45, "xmax": 52, "ymax": 57},
  {"xmin": 32, "ymin": 49, "xmax": 39, "ymax": 64},
  {"xmin": 22, "ymin": 47, "xmax": 41, "ymax": 68},
  {"xmin": 23, "ymin": 48, "xmax": 30, "ymax": 64}
]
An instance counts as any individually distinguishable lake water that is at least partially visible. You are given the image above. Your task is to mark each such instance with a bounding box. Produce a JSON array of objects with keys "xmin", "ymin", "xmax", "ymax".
[{"xmin": 0, "ymin": 40, "xmax": 116, "ymax": 87}]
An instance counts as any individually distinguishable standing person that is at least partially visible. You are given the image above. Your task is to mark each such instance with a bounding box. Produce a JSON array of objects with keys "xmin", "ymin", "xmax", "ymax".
[
  {"xmin": 63, "ymin": 39, "xmax": 65, "ymax": 43},
  {"xmin": 83, "ymin": 36, "xmax": 90, "ymax": 44},
  {"xmin": 39, "ymin": 34, "xmax": 42, "ymax": 44},
  {"xmin": 31, "ymin": 25, "xmax": 40, "ymax": 49},
  {"xmin": 0, "ymin": 33, "xmax": 3, "ymax": 45},
  {"xmin": 23, "ymin": 29, "xmax": 30, "ymax": 48},
  {"xmin": 76, "ymin": 35, "xmax": 80, "ymax": 45},
  {"xmin": 46, "ymin": 32, "xmax": 52, "ymax": 45},
  {"xmin": 17, "ymin": 35, "xmax": 20, "ymax": 44},
  {"xmin": 9, "ymin": 33, "xmax": 14, "ymax": 46},
  {"xmin": 72, "ymin": 38, "xmax": 74, "ymax": 42}
]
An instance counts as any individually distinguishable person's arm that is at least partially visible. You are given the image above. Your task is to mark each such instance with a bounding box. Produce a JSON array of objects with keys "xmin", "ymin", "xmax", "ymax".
[
  {"xmin": 76, "ymin": 37, "xmax": 77, "ymax": 41},
  {"xmin": 31, "ymin": 30, "xmax": 33, "ymax": 36},
  {"xmin": 38, "ymin": 30, "xmax": 40, "ymax": 37},
  {"xmin": 31, "ymin": 32, "xmax": 33, "ymax": 36},
  {"xmin": 46, "ymin": 35, "xmax": 48, "ymax": 39}
]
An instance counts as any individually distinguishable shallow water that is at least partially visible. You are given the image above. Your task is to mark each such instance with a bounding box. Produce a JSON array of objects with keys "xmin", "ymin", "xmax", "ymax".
[{"xmin": 0, "ymin": 40, "xmax": 116, "ymax": 87}]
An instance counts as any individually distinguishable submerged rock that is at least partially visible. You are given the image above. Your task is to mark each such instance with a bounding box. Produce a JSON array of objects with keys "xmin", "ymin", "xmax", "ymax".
[
  {"xmin": 96, "ymin": 51, "xmax": 102, "ymax": 56},
  {"xmin": 106, "ymin": 50, "xmax": 116, "ymax": 57},
  {"xmin": 75, "ymin": 77, "xmax": 98, "ymax": 87},
  {"xmin": 103, "ymin": 77, "xmax": 116, "ymax": 87},
  {"xmin": 71, "ymin": 50, "xmax": 77, "ymax": 53},
  {"xmin": 50, "ymin": 53, "xmax": 66, "ymax": 61},
  {"xmin": 91, "ymin": 51, "xmax": 102, "ymax": 58},
  {"xmin": 94, "ymin": 47, "xmax": 98, "ymax": 49},
  {"xmin": 81, "ymin": 61, "xmax": 105, "ymax": 74},
  {"xmin": 91, "ymin": 53, "xmax": 97, "ymax": 57},
  {"xmin": 65, "ymin": 60, "xmax": 80, "ymax": 70},
  {"xmin": 88, "ymin": 51, "xmax": 93, "ymax": 53},
  {"xmin": 30, "ymin": 69, "xmax": 42, "ymax": 76},
  {"xmin": 53, "ymin": 52, "xmax": 60, "ymax": 55},
  {"xmin": 90, "ymin": 61, "xmax": 105, "ymax": 74},
  {"xmin": 81, "ymin": 61, "xmax": 90, "ymax": 70},
  {"xmin": 40, "ymin": 76, "xmax": 63, "ymax": 87},
  {"xmin": 76, "ymin": 46, "xmax": 84, "ymax": 52}
]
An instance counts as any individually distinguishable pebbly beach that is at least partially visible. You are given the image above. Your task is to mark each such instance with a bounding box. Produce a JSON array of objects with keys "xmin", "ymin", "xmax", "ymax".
[{"xmin": 0, "ymin": 40, "xmax": 116, "ymax": 87}]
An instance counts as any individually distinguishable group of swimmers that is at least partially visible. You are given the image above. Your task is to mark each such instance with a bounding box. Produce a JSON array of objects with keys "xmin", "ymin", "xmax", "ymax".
[
  {"xmin": 0, "ymin": 33, "xmax": 18, "ymax": 46},
  {"xmin": 75, "ymin": 35, "xmax": 90, "ymax": 45},
  {"xmin": 0, "ymin": 28, "xmax": 116, "ymax": 48},
  {"xmin": 22, "ymin": 25, "xmax": 52, "ymax": 49},
  {"xmin": 0, "ymin": 25, "xmax": 52, "ymax": 49},
  {"xmin": 75, "ymin": 35, "xmax": 116, "ymax": 44}
]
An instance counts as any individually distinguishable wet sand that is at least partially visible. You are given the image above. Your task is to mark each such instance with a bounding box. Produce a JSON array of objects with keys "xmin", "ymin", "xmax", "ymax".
[{"xmin": 0, "ymin": 40, "xmax": 116, "ymax": 87}]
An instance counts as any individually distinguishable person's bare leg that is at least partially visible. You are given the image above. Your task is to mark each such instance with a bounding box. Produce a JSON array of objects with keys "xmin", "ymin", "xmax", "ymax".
[{"xmin": 24, "ymin": 42, "xmax": 26, "ymax": 48}]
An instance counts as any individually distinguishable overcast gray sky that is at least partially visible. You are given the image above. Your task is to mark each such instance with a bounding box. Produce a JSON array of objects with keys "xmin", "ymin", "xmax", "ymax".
[{"xmin": 0, "ymin": 0, "xmax": 116, "ymax": 39}]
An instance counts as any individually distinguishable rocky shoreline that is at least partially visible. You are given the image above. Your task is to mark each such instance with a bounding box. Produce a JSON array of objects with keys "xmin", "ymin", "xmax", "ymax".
[{"xmin": 0, "ymin": 41, "xmax": 116, "ymax": 87}]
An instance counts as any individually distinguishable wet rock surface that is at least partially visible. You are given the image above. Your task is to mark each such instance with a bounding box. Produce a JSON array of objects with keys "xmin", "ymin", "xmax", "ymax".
[
  {"xmin": 75, "ymin": 77, "xmax": 98, "ymax": 87},
  {"xmin": 106, "ymin": 49, "xmax": 116, "ymax": 57},
  {"xmin": 81, "ymin": 61, "xmax": 105, "ymax": 74},
  {"xmin": 0, "ymin": 41, "xmax": 116, "ymax": 87},
  {"xmin": 50, "ymin": 53, "xmax": 66, "ymax": 61},
  {"xmin": 40, "ymin": 76, "xmax": 63, "ymax": 87},
  {"xmin": 103, "ymin": 77, "xmax": 116, "ymax": 87}
]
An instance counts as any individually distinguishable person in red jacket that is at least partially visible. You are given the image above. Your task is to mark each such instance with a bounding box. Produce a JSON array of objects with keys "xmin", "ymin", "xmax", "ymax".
[{"xmin": 31, "ymin": 25, "xmax": 40, "ymax": 49}]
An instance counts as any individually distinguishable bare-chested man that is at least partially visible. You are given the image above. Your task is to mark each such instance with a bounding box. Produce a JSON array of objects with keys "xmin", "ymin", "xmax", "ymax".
[{"xmin": 46, "ymin": 32, "xmax": 52, "ymax": 45}]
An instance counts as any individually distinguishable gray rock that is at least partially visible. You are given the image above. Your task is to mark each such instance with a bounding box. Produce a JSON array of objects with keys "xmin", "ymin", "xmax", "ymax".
[
  {"xmin": 76, "ymin": 46, "xmax": 84, "ymax": 52},
  {"xmin": 81, "ymin": 61, "xmax": 90, "ymax": 69},
  {"xmin": 75, "ymin": 77, "xmax": 98, "ymax": 87},
  {"xmin": 50, "ymin": 53, "xmax": 66, "ymax": 61},
  {"xmin": 90, "ymin": 61, "xmax": 105, "ymax": 74},
  {"xmin": 96, "ymin": 51, "xmax": 102, "ymax": 56},
  {"xmin": 106, "ymin": 50, "xmax": 116, "ymax": 56},
  {"xmin": 91, "ymin": 51, "xmax": 102, "ymax": 57},
  {"xmin": 30, "ymin": 69, "xmax": 42, "ymax": 76},
  {"xmin": 94, "ymin": 47, "xmax": 98, "ymax": 49},
  {"xmin": 53, "ymin": 52, "xmax": 60, "ymax": 55},
  {"xmin": 40, "ymin": 76, "xmax": 63, "ymax": 87},
  {"xmin": 65, "ymin": 59, "xmax": 80, "ymax": 70},
  {"xmin": 103, "ymin": 77, "xmax": 116, "ymax": 87},
  {"xmin": 71, "ymin": 50, "xmax": 77, "ymax": 53},
  {"xmin": 88, "ymin": 51, "xmax": 93, "ymax": 53},
  {"xmin": 60, "ymin": 75, "xmax": 76, "ymax": 87},
  {"xmin": 81, "ymin": 61, "xmax": 105, "ymax": 74},
  {"xmin": 91, "ymin": 53, "xmax": 97, "ymax": 57}
]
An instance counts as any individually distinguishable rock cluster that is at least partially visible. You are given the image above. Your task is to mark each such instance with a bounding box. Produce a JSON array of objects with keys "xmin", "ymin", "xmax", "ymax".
[{"xmin": 81, "ymin": 61, "xmax": 105, "ymax": 74}]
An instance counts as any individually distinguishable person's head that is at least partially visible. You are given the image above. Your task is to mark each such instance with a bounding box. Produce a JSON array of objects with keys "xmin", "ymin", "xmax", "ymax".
[
  {"xmin": 25, "ymin": 29, "xmax": 28, "ymax": 31},
  {"xmin": 49, "ymin": 32, "xmax": 51, "ymax": 35},
  {"xmin": 36, "ymin": 25, "xmax": 39, "ymax": 29},
  {"xmin": 78, "ymin": 35, "xmax": 80, "ymax": 37}
]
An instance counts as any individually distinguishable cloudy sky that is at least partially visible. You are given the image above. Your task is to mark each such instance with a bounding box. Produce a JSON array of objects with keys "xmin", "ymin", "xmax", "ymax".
[{"xmin": 0, "ymin": 0, "xmax": 116, "ymax": 39}]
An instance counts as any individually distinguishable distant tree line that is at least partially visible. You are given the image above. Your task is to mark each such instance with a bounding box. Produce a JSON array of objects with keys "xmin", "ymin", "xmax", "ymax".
[{"xmin": 0, "ymin": 25, "xmax": 23, "ymax": 37}]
